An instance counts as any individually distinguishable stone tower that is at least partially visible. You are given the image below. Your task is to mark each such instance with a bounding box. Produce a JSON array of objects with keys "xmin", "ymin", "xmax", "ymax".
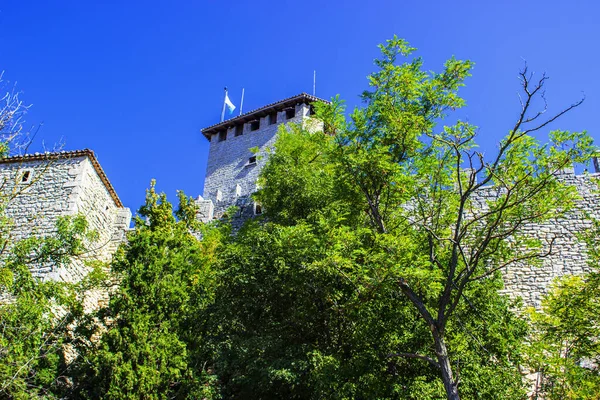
[{"xmin": 198, "ymin": 93, "xmax": 325, "ymax": 222}]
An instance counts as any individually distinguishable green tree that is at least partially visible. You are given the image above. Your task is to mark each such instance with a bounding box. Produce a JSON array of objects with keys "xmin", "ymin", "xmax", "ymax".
[
  {"xmin": 70, "ymin": 183, "xmax": 221, "ymax": 399},
  {"xmin": 526, "ymin": 218, "xmax": 600, "ymax": 399},
  {"xmin": 252, "ymin": 37, "xmax": 592, "ymax": 399},
  {"xmin": 527, "ymin": 275, "xmax": 600, "ymax": 399},
  {"xmin": 208, "ymin": 125, "xmax": 526, "ymax": 398},
  {"xmin": 0, "ymin": 215, "xmax": 99, "ymax": 399}
]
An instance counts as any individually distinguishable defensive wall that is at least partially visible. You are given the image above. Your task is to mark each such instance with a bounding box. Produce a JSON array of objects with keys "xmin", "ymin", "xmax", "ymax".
[{"xmin": 473, "ymin": 169, "xmax": 599, "ymax": 307}]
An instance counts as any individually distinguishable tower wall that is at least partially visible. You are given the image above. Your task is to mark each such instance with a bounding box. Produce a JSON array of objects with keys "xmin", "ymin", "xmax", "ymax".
[{"xmin": 203, "ymin": 102, "xmax": 311, "ymax": 219}]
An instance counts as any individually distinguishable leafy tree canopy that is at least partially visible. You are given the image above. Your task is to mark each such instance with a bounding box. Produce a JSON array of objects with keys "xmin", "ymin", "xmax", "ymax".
[
  {"xmin": 244, "ymin": 36, "xmax": 593, "ymax": 399},
  {"xmin": 70, "ymin": 182, "xmax": 222, "ymax": 399}
]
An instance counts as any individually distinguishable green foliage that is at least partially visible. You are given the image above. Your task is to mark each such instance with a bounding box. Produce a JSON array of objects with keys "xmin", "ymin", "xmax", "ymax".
[
  {"xmin": 241, "ymin": 37, "xmax": 593, "ymax": 399},
  {"xmin": 224, "ymin": 125, "xmax": 529, "ymax": 398},
  {"xmin": 70, "ymin": 182, "xmax": 222, "ymax": 399},
  {"xmin": 255, "ymin": 123, "xmax": 363, "ymax": 227},
  {"xmin": 0, "ymin": 215, "xmax": 98, "ymax": 399},
  {"xmin": 526, "ymin": 218, "xmax": 600, "ymax": 399}
]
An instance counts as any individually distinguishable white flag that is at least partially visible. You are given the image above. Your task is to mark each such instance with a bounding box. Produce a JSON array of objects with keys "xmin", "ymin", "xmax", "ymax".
[{"xmin": 224, "ymin": 93, "xmax": 236, "ymax": 114}]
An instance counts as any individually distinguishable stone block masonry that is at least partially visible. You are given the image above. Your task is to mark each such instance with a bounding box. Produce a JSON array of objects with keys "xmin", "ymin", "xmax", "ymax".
[
  {"xmin": 485, "ymin": 169, "xmax": 600, "ymax": 308},
  {"xmin": 0, "ymin": 150, "xmax": 131, "ymax": 309}
]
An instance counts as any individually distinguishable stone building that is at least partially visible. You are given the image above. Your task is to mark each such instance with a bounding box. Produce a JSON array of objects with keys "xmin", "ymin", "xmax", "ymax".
[
  {"xmin": 198, "ymin": 93, "xmax": 600, "ymax": 308},
  {"xmin": 197, "ymin": 93, "xmax": 325, "ymax": 224},
  {"xmin": 0, "ymin": 149, "xmax": 131, "ymax": 287}
]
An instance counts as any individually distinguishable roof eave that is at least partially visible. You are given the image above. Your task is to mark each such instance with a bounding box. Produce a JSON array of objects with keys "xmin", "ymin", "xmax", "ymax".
[
  {"xmin": 201, "ymin": 92, "xmax": 329, "ymax": 139},
  {"xmin": 0, "ymin": 149, "xmax": 124, "ymax": 208}
]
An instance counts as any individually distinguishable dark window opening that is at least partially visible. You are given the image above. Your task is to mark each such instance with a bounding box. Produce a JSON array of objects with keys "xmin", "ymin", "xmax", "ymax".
[
  {"xmin": 248, "ymin": 156, "xmax": 257, "ymax": 165},
  {"xmin": 254, "ymin": 203, "xmax": 263, "ymax": 215},
  {"xmin": 286, "ymin": 108, "xmax": 296, "ymax": 120},
  {"xmin": 235, "ymin": 124, "xmax": 243, "ymax": 136},
  {"xmin": 218, "ymin": 131, "xmax": 227, "ymax": 142},
  {"xmin": 308, "ymin": 105, "xmax": 315, "ymax": 115},
  {"xmin": 21, "ymin": 171, "xmax": 31, "ymax": 183},
  {"xmin": 269, "ymin": 112, "xmax": 278, "ymax": 125},
  {"xmin": 250, "ymin": 120, "xmax": 260, "ymax": 131}
]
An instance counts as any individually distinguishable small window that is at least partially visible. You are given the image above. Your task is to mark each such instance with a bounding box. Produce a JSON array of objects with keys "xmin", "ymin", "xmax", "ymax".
[
  {"xmin": 285, "ymin": 108, "xmax": 295, "ymax": 120},
  {"xmin": 216, "ymin": 189, "xmax": 223, "ymax": 202},
  {"xmin": 308, "ymin": 105, "xmax": 315, "ymax": 115},
  {"xmin": 235, "ymin": 124, "xmax": 243, "ymax": 136},
  {"xmin": 21, "ymin": 170, "xmax": 32, "ymax": 183},
  {"xmin": 254, "ymin": 202, "xmax": 263, "ymax": 215},
  {"xmin": 248, "ymin": 156, "xmax": 257, "ymax": 165},
  {"xmin": 250, "ymin": 120, "xmax": 260, "ymax": 131},
  {"xmin": 269, "ymin": 112, "xmax": 278, "ymax": 125},
  {"xmin": 218, "ymin": 131, "xmax": 227, "ymax": 142}
]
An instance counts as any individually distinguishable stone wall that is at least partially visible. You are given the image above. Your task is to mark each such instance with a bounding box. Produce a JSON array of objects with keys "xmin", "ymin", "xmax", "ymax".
[
  {"xmin": 472, "ymin": 169, "xmax": 600, "ymax": 307},
  {"xmin": 0, "ymin": 152, "xmax": 131, "ymax": 308},
  {"xmin": 72, "ymin": 157, "xmax": 131, "ymax": 262}
]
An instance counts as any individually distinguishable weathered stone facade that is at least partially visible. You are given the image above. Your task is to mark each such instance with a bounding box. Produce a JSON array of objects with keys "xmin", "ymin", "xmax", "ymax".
[
  {"xmin": 0, "ymin": 150, "xmax": 131, "ymax": 307},
  {"xmin": 482, "ymin": 169, "xmax": 600, "ymax": 307},
  {"xmin": 199, "ymin": 93, "xmax": 320, "ymax": 224}
]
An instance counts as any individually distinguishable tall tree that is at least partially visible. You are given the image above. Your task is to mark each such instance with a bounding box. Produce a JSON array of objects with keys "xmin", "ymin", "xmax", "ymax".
[
  {"xmin": 247, "ymin": 37, "xmax": 593, "ymax": 399},
  {"xmin": 210, "ymin": 125, "xmax": 526, "ymax": 399},
  {"xmin": 70, "ymin": 183, "xmax": 221, "ymax": 399},
  {"xmin": 310, "ymin": 36, "xmax": 593, "ymax": 399}
]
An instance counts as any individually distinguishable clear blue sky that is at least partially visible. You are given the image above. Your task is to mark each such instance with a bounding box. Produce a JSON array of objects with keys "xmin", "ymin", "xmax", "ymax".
[{"xmin": 1, "ymin": 1, "xmax": 598, "ymax": 212}]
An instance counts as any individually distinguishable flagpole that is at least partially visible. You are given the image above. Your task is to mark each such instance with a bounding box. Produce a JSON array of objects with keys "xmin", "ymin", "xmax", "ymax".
[
  {"xmin": 239, "ymin": 88, "xmax": 245, "ymax": 116},
  {"xmin": 220, "ymin": 87, "xmax": 228, "ymax": 122},
  {"xmin": 313, "ymin": 70, "xmax": 316, "ymax": 96}
]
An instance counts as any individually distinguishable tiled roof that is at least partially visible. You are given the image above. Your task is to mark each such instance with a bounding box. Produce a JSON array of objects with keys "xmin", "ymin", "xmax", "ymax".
[
  {"xmin": 0, "ymin": 149, "xmax": 124, "ymax": 208},
  {"xmin": 201, "ymin": 92, "xmax": 329, "ymax": 139}
]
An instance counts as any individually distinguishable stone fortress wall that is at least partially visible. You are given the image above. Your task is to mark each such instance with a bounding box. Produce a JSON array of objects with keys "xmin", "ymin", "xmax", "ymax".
[
  {"xmin": 198, "ymin": 93, "xmax": 600, "ymax": 308},
  {"xmin": 474, "ymin": 169, "xmax": 600, "ymax": 307},
  {"xmin": 0, "ymin": 150, "xmax": 131, "ymax": 308}
]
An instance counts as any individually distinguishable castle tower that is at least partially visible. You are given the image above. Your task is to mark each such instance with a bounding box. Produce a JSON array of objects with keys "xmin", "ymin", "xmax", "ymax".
[{"xmin": 199, "ymin": 93, "xmax": 325, "ymax": 222}]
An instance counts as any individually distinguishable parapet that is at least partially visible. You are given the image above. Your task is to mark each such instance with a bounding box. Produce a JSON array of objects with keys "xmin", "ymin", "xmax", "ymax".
[{"xmin": 201, "ymin": 92, "xmax": 328, "ymax": 141}]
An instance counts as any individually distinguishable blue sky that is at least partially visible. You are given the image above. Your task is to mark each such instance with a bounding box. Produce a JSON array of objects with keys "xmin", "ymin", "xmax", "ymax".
[{"xmin": 1, "ymin": 1, "xmax": 598, "ymax": 212}]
